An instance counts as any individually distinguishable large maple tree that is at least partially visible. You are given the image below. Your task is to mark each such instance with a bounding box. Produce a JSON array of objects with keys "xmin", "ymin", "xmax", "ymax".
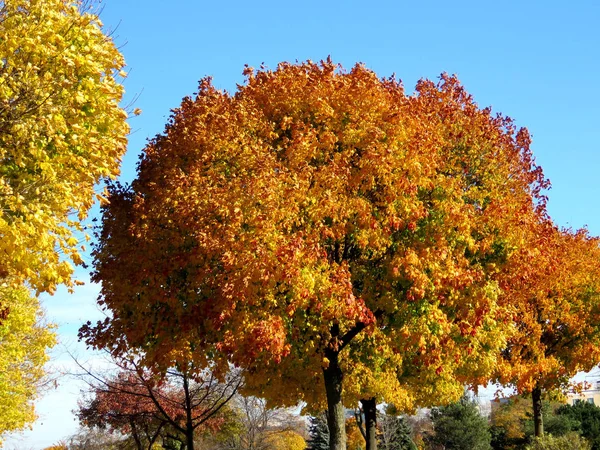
[{"xmin": 83, "ymin": 61, "xmax": 548, "ymax": 450}]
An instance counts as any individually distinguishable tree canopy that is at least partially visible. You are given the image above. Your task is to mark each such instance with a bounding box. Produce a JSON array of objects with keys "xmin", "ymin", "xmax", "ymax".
[
  {"xmin": 494, "ymin": 224, "xmax": 600, "ymax": 436},
  {"xmin": 82, "ymin": 60, "xmax": 551, "ymax": 450}
]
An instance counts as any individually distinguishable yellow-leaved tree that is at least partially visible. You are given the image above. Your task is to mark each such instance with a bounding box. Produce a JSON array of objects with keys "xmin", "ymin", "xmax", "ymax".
[
  {"xmin": 0, "ymin": 284, "xmax": 56, "ymax": 445},
  {"xmin": 0, "ymin": 0, "xmax": 129, "ymax": 440}
]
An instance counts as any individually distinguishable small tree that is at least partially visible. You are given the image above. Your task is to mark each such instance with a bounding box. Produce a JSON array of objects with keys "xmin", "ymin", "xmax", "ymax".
[
  {"xmin": 494, "ymin": 226, "xmax": 600, "ymax": 437},
  {"xmin": 426, "ymin": 395, "xmax": 491, "ymax": 450},
  {"xmin": 77, "ymin": 357, "xmax": 240, "ymax": 450}
]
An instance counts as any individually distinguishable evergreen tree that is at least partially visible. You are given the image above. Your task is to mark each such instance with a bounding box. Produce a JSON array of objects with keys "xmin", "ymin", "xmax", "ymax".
[
  {"xmin": 427, "ymin": 395, "xmax": 492, "ymax": 450},
  {"xmin": 306, "ymin": 414, "xmax": 329, "ymax": 450},
  {"xmin": 379, "ymin": 415, "xmax": 417, "ymax": 450}
]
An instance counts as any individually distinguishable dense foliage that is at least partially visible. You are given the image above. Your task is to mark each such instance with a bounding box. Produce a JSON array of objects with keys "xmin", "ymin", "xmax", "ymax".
[
  {"xmin": 0, "ymin": 0, "xmax": 129, "ymax": 294},
  {"xmin": 495, "ymin": 225, "xmax": 600, "ymax": 435},
  {"xmin": 525, "ymin": 433, "xmax": 591, "ymax": 450},
  {"xmin": 556, "ymin": 402, "xmax": 600, "ymax": 450}
]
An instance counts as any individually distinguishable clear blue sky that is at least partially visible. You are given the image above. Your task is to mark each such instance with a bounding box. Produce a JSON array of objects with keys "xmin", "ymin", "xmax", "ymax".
[
  {"xmin": 109, "ymin": 0, "xmax": 600, "ymax": 233},
  {"xmin": 6, "ymin": 0, "xmax": 600, "ymax": 447}
]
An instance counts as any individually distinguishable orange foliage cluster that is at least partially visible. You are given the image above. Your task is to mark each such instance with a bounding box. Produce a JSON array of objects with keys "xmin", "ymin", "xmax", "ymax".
[{"xmin": 496, "ymin": 224, "xmax": 600, "ymax": 394}]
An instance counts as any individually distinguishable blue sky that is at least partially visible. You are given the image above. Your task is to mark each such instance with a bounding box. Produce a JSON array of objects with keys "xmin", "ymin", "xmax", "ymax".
[{"xmin": 6, "ymin": 0, "xmax": 600, "ymax": 447}]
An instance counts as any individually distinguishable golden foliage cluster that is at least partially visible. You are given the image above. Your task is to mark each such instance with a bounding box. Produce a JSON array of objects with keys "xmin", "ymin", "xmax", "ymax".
[{"xmin": 0, "ymin": 0, "xmax": 129, "ymax": 294}]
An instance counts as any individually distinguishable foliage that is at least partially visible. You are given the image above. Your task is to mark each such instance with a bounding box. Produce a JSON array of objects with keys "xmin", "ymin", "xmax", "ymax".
[
  {"xmin": 0, "ymin": 284, "xmax": 55, "ymax": 444},
  {"xmin": 525, "ymin": 432, "xmax": 591, "ymax": 450},
  {"xmin": 378, "ymin": 414, "xmax": 417, "ymax": 450},
  {"xmin": 495, "ymin": 225, "xmax": 600, "ymax": 392},
  {"xmin": 346, "ymin": 418, "xmax": 364, "ymax": 450},
  {"xmin": 556, "ymin": 401, "xmax": 600, "ymax": 449},
  {"xmin": 490, "ymin": 397, "xmax": 531, "ymax": 449},
  {"xmin": 0, "ymin": 0, "xmax": 129, "ymax": 295},
  {"xmin": 305, "ymin": 415, "xmax": 329, "ymax": 450},
  {"xmin": 266, "ymin": 430, "xmax": 306, "ymax": 450},
  {"xmin": 204, "ymin": 395, "xmax": 304, "ymax": 450},
  {"xmin": 426, "ymin": 395, "xmax": 491, "ymax": 450},
  {"xmin": 403, "ymin": 414, "xmax": 432, "ymax": 450}
]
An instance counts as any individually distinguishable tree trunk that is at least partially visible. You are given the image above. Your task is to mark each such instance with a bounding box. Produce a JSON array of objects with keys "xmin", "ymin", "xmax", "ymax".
[
  {"xmin": 360, "ymin": 397, "xmax": 377, "ymax": 450},
  {"xmin": 183, "ymin": 374, "xmax": 195, "ymax": 450},
  {"xmin": 323, "ymin": 350, "xmax": 346, "ymax": 450},
  {"xmin": 532, "ymin": 386, "xmax": 544, "ymax": 437}
]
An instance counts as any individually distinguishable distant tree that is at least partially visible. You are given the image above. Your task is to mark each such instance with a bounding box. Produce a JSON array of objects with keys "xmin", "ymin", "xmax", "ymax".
[
  {"xmin": 490, "ymin": 395, "xmax": 580, "ymax": 450},
  {"xmin": 306, "ymin": 414, "xmax": 329, "ymax": 450},
  {"xmin": 267, "ymin": 430, "xmax": 306, "ymax": 450},
  {"xmin": 426, "ymin": 395, "xmax": 491, "ymax": 450},
  {"xmin": 207, "ymin": 395, "xmax": 303, "ymax": 450}
]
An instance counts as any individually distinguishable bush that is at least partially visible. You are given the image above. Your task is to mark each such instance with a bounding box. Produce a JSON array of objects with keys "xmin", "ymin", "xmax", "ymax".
[
  {"xmin": 526, "ymin": 432, "xmax": 591, "ymax": 450},
  {"xmin": 556, "ymin": 402, "xmax": 600, "ymax": 449}
]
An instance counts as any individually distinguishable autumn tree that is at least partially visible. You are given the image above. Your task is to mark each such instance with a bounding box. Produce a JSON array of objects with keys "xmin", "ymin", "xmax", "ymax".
[
  {"xmin": 77, "ymin": 357, "xmax": 240, "ymax": 450},
  {"xmin": 0, "ymin": 0, "xmax": 129, "ymax": 295},
  {"xmin": 494, "ymin": 225, "xmax": 600, "ymax": 437},
  {"xmin": 82, "ymin": 61, "xmax": 548, "ymax": 450},
  {"xmin": 0, "ymin": 284, "xmax": 55, "ymax": 444},
  {"xmin": 0, "ymin": 0, "xmax": 128, "ymax": 438}
]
